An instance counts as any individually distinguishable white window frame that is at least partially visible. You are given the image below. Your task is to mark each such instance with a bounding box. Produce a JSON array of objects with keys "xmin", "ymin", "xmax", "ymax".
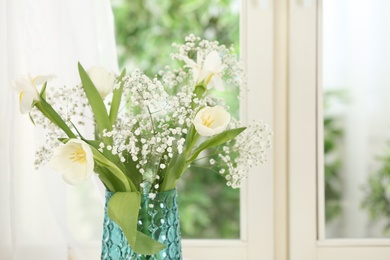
[
  {"xmin": 288, "ymin": 0, "xmax": 390, "ymax": 259},
  {"xmin": 77, "ymin": 1, "xmax": 276, "ymax": 259}
]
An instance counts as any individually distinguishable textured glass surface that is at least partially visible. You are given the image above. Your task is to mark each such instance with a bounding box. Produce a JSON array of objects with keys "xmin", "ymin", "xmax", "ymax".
[{"xmin": 101, "ymin": 189, "xmax": 182, "ymax": 260}]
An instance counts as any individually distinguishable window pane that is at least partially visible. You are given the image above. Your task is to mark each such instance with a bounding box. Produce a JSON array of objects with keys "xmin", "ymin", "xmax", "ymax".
[
  {"xmin": 112, "ymin": 0, "xmax": 241, "ymax": 239},
  {"xmin": 322, "ymin": 0, "xmax": 390, "ymax": 238},
  {"xmin": 69, "ymin": 0, "xmax": 241, "ymax": 240}
]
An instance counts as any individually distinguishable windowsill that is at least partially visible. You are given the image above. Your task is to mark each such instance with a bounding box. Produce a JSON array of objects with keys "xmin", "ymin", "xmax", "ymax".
[{"xmin": 70, "ymin": 239, "xmax": 247, "ymax": 260}]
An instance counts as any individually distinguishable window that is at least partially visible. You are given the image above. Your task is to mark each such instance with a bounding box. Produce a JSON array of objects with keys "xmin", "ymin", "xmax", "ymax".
[{"xmin": 289, "ymin": 0, "xmax": 390, "ymax": 259}]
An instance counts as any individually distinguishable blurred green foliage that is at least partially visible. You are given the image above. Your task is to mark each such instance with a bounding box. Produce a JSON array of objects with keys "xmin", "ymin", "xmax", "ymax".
[
  {"xmin": 362, "ymin": 144, "xmax": 390, "ymax": 237},
  {"xmin": 323, "ymin": 90, "xmax": 347, "ymax": 222},
  {"xmin": 112, "ymin": 0, "xmax": 240, "ymax": 238},
  {"xmin": 112, "ymin": 0, "xmax": 239, "ymax": 76},
  {"xmin": 324, "ymin": 89, "xmax": 390, "ymax": 236}
]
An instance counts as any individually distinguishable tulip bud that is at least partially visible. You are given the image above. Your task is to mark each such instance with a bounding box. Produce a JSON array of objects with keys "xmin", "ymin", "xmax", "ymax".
[
  {"xmin": 193, "ymin": 106, "xmax": 231, "ymax": 136},
  {"xmin": 87, "ymin": 66, "xmax": 116, "ymax": 98}
]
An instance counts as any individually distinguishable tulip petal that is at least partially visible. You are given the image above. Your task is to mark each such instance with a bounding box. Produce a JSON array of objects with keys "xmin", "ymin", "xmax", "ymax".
[
  {"xmin": 32, "ymin": 74, "xmax": 56, "ymax": 86},
  {"xmin": 182, "ymin": 57, "xmax": 197, "ymax": 68},
  {"xmin": 197, "ymin": 69, "xmax": 208, "ymax": 83},
  {"xmin": 12, "ymin": 77, "xmax": 30, "ymax": 92},
  {"xmin": 183, "ymin": 56, "xmax": 202, "ymax": 83},
  {"xmin": 87, "ymin": 66, "xmax": 116, "ymax": 98},
  {"xmin": 193, "ymin": 124, "xmax": 215, "ymax": 137},
  {"xmin": 196, "ymin": 51, "xmax": 204, "ymax": 66},
  {"xmin": 203, "ymin": 51, "xmax": 222, "ymax": 72},
  {"xmin": 49, "ymin": 139, "xmax": 94, "ymax": 186},
  {"xmin": 197, "ymin": 51, "xmax": 226, "ymax": 90},
  {"xmin": 19, "ymin": 90, "xmax": 36, "ymax": 114},
  {"xmin": 62, "ymin": 162, "xmax": 92, "ymax": 185},
  {"xmin": 210, "ymin": 75, "xmax": 224, "ymax": 91},
  {"xmin": 193, "ymin": 106, "xmax": 231, "ymax": 137},
  {"xmin": 12, "ymin": 74, "xmax": 48, "ymax": 114}
]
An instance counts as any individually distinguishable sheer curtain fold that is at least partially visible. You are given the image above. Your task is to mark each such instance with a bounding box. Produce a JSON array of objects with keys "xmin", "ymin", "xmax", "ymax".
[{"xmin": 0, "ymin": 0, "xmax": 118, "ymax": 259}]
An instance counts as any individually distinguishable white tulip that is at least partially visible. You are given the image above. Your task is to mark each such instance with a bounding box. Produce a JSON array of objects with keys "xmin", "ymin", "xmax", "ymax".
[
  {"xmin": 87, "ymin": 66, "xmax": 116, "ymax": 98},
  {"xmin": 183, "ymin": 51, "xmax": 204, "ymax": 84},
  {"xmin": 199, "ymin": 51, "xmax": 226, "ymax": 91},
  {"xmin": 50, "ymin": 139, "xmax": 94, "ymax": 185},
  {"xmin": 12, "ymin": 74, "xmax": 55, "ymax": 114},
  {"xmin": 193, "ymin": 106, "xmax": 231, "ymax": 137},
  {"xmin": 184, "ymin": 51, "xmax": 226, "ymax": 91}
]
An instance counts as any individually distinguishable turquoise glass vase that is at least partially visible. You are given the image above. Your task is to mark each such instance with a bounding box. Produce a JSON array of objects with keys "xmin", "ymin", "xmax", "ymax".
[{"xmin": 101, "ymin": 189, "xmax": 182, "ymax": 260}]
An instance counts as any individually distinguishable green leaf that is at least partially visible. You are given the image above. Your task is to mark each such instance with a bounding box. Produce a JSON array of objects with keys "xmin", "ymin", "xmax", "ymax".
[
  {"xmin": 188, "ymin": 127, "xmax": 246, "ymax": 162},
  {"xmin": 108, "ymin": 192, "xmax": 165, "ymax": 255},
  {"xmin": 35, "ymin": 99, "xmax": 76, "ymax": 138},
  {"xmin": 133, "ymin": 231, "xmax": 166, "ymax": 255},
  {"xmin": 172, "ymin": 153, "xmax": 188, "ymax": 180},
  {"xmin": 39, "ymin": 82, "xmax": 47, "ymax": 100},
  {"xmin": 28, "ymin": 113, "xmax": 36, "ymax": 126},
  {"xmin": 83, "ymin": 139, "xmax": 127, "ymax": 175},
  {"xmin": 90, "ymin": 145, "xmax": 133, "ymax": 192},
  {"xmin": 109, "ymin": 68, "xmax": 126, "ymax": 125},
  {"xmin": 108, "ymin": 192, "xmax": 140, "ymax": 246},
  {"xmin": 69, "ymin": 121, "xmax": 85, "ymax": 139},
  {"xmin": 78, "ymin": 62, "xmax": 113, "ymax": 144},
  {"xmin": 94, "ymin": 166, "xmax": 117, "ymax": 192}
]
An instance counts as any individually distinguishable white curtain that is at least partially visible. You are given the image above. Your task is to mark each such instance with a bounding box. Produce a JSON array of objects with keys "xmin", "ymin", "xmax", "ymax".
[{"xmin": 0, "ymin": 0, "xmax": 118, "ymax": 259}]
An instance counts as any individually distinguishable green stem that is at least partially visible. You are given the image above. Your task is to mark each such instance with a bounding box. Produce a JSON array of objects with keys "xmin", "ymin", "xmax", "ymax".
[
  {"xmin": 139, "ymin": 198, "xmax": 152, "ymax": 234},
  {"xmin": 186, "ymin": 134, "xmax": 199, "ymax": 157},
  {"xmin": 160, "ymin": 125, "xmax": 199, "ymax": 191},
  {"xmin": 160, "ymin": 175, "xmax": 178, "ymax": 191},
  {"xmin": 146, "ymin": 105, "xmax": 157, "ymax": 135},
  {"xmin": 190, "ymin": 165, "xmax": 220, "ymax": 175}
]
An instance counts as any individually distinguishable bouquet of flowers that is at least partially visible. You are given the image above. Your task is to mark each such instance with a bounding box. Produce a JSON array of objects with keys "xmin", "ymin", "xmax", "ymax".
[{"xmin": 12, "ymin": 35, "xmax": 272, "ymax": 255}]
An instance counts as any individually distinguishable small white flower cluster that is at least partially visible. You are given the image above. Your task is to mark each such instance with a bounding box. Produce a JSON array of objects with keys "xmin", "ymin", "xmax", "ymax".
[
  {"xmin": 206, "ymin": 120, "xmax": 273, "ymax": 189},
  {"xmin": 31, "ymin": 83, "xmax": 91, "ymax": 168},
  {"xmin": 159, "ymin": 66, "xmax": 190, "ymax": 90},
  {"xmin": 230, "ymin": 121, "xmax": 272, "ymax": 188},
  {"xmin": 171, "ymin": 34, "xmax": 244, "ymax": 92},
  {"xmin": 48, "ymin": 84, "xmax": 90, "ymax": 125}
]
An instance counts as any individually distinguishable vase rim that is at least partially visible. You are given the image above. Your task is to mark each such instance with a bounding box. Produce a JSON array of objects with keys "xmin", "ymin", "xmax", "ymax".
[{"xmin": 105, "ymin": 188, "xmax": 177, "ymax": 196}]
